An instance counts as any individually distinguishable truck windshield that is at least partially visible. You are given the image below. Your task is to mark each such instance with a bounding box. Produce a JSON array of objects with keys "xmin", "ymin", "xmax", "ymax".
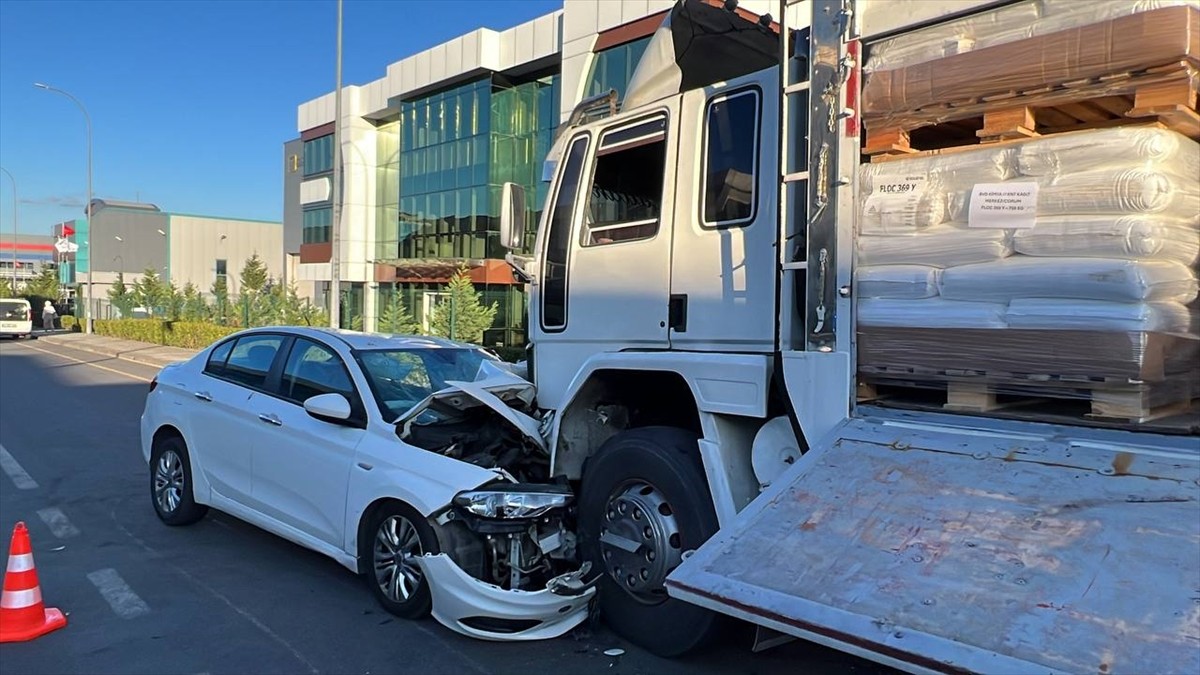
[{"xmin": 355, "ymin": 347, "xmax": 493, "ymax": 422}]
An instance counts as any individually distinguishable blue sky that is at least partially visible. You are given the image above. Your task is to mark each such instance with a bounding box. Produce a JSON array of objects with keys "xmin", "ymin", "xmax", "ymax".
[{"xmin": 0, "ymin": 0, "xmax": 560, "ymax": 235}]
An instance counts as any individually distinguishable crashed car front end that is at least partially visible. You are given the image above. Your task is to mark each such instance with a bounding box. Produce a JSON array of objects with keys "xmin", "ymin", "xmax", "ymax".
[{"xmin": 392, "ymin": 362, "xmax": 596, "ymax": 640}]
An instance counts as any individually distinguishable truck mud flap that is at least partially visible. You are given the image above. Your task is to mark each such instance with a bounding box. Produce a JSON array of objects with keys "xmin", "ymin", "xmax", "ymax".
[{"xmin": 666, "ymin": 409, "xmax": 1200, "ymax": 674}]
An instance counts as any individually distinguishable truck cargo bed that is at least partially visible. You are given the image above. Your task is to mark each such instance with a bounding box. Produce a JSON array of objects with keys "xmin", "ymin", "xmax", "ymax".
[{"xmin": 667, "ymin": 408, "xmax": 1200, "ymax": 674}]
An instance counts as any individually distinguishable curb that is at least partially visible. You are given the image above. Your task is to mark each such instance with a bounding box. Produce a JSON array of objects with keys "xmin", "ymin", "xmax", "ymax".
[{"xmin": 35, "ymin": 335, "xmax": 193, "ymax": 369}]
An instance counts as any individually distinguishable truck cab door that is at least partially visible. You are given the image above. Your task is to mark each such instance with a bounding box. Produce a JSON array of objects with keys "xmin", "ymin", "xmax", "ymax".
[
  {"xmin": 669, "ymin": 69, "xmax": 779, "ymax": 352},
  {"xmin": 531, "ymin": 100, "xmax": 679, "ymax": 410}
]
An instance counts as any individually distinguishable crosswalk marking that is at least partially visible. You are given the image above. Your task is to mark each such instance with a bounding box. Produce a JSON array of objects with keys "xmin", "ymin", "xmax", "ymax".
[
  {"xmin": 0, "ymin": 444, "xmax": 38, "ymax": 490},
  {"xmin": 37, "ymin": 507, "xmax": 81, "ymax": 538},
  {"xmin": 87, "ymin": 568, "xmax": 151, "ymax": 619}
]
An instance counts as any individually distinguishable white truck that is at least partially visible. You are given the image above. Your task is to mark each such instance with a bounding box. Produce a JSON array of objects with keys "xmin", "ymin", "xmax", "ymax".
[{"xmin": 487, "ymin": 0, "xmax": 1200, "ymax": 671}]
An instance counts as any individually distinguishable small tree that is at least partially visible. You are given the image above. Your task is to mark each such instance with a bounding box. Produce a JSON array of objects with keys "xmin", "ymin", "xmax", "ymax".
[
  {"xmin": 132, "ymin": 267, "xmax": 169, "ymax": 317},
  {"xmin": 428, "ymin": 264, "xmax": 497, "ymax": 343},
  {"xmin": 0, "ymin": 278, "xmax": 16, "ymax": 299},
  {"xmin": 377, "ymin": 292, "xmax": 421, "ymax": 335},
  {"xmin": 281, "ymin": 284, "xmax": 327, "ymax": 327},
  {"xmin": 211, "ymin": 275, "xmax": 230, "ymax": 325},
  {"xmin": 239, "ymin": 254, "xmax": 269, "ymax": 294},
  {"xmin": 107, "ymin": 272, "xmax": 136, "ymax": 318},
  {"xmin": 24, "ymin": 264, "xmax": 60, "ymax": 299},
  {"xmin": 181, "ymin": 282, "xmax": 208, "ymax": 321},
  {"xmin": 165, "ymin": 281, "xmax": 185, "ymax": 320}
]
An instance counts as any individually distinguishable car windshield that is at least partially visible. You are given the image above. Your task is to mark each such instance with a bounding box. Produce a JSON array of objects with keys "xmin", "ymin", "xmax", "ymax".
[{"xmin": 355, "ymin": 347, "xmax": 494, "ymax": 422}]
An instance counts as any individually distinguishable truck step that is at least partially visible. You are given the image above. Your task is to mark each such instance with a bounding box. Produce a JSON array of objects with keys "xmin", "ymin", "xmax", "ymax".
[{"xmin": 864, "ymin": 60, "xmax": 1199, "ymax": 161}]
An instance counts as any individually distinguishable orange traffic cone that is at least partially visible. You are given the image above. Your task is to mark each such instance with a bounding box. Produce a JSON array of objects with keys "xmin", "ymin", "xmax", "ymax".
[{"xmin": 0, "ymin": 522, "xmax": 66, "ymax": 642}]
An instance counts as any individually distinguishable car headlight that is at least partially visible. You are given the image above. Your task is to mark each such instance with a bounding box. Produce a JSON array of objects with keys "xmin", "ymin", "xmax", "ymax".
[{"xmin": 453, "ymin": 488, "xmax": 572, "ymax": 520}]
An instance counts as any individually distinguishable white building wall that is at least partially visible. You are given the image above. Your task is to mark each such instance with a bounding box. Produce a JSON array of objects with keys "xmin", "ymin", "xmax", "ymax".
[{"xmin": 168, "ymin": 215, "xmax": 283, "ymax": 296}]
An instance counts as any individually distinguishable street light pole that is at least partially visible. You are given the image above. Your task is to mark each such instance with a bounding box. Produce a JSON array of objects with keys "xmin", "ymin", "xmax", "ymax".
[
  {"xmin": 329, "ymin": 0, "xmax": 344, "ymax": 329},
  {"xmin": 0, "ymin": 167, "xmax": 15, "ymax": 294},
  {"xmin": 35, "ymin": 83, "xmax": 93, "ymax": 334}
]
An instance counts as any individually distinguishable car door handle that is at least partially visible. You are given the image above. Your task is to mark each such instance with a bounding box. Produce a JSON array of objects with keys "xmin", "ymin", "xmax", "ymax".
[
  {"xmin": 193, "ymin": 391, "xmax": 213, "ymax": 402},
  {"xmin": 258, "ymin": 413, "xmax": 283, "ymax": 427}
]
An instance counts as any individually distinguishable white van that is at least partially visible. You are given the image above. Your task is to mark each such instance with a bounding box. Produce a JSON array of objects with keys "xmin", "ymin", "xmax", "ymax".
[{"xmin": 0, "ymin": 298, "xmax": 34, "ymax": 338}]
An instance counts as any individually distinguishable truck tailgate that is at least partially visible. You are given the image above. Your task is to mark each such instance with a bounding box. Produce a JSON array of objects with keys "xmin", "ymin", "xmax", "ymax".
[{"xmin": 666, "ymin": 409, "xmax": 1200, "ymax": 674}]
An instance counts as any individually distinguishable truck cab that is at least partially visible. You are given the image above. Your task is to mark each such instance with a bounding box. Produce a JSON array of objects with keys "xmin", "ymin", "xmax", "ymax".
[{"xmin": 498, "ymin": 0, "xmax": 1199, "ymax": 671}]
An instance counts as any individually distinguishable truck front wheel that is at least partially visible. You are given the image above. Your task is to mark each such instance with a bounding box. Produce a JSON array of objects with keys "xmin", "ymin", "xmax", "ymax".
[{"xmin": 579, "ymin": 426, "xmax": 722, "ymax": 657}]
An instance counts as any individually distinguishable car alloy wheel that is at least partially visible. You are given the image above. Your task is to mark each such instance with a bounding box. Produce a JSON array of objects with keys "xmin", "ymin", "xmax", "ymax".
[
  {"xmin": 373, "ymin": 515, "xmax": 425, "ymax": 603},
  {"xmin": 154, "ymin": 448, "xmax": 186, "ymax": 515}
]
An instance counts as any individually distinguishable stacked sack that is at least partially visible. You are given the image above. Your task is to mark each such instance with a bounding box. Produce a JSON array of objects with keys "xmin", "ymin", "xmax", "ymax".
[{"xmin": 858, "ymin": 126, "xmax": 1200, "ymax": 374}]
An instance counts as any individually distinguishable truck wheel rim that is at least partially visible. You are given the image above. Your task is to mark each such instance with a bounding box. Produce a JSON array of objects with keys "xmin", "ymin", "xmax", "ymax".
[
  {"xmin": 154, "ymin": 449, "xmax": 184, "ymax": 513},
  {"xmin": 600, "ymin": 481, "xmax": 682, "ymax": 604},
  {"xmin": 374, "ymin": 515, "xmax": 424, "ymax": 603}
]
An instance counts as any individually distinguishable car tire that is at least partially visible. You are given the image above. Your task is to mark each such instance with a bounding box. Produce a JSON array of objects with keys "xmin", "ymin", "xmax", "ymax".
[
  {"xmin": 364, "ymin": 501, "xmax": 440, "ymax": 620},
  {"xmin": 579, "ymin": 426, "xmax": 724, "ymax": 657},
  {"xmin": 150, "ymin": 436, "xmax": 208, "ymax": 526}
]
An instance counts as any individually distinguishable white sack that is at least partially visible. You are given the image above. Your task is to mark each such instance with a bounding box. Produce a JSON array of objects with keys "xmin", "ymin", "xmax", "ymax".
[
  {"xmin": 1005, "ymin": 298, "xmax": 1194, "ymax": 333},
  {"xmin": 860, "ymin": 191, "xmax": 950, "ymax": 235},
  {"xmin": 859, "ymin": 226, "xmax": 1013, "ymax": 267},
  {"xmin": 858, "ymin": 265, "xmax": 942, "ymax": 299},
  {"xmin": 1034, "ymin": 169, "xmax": 1198, "ymax": 217},
  {"xmin": 1017, "ymin": 127, "xmax": 1200, "ymax": 182},
  {"xmin": 1013, "ymin": 215, "xmax": 1200, "ymax": 265},
  {"xmin": 858, "ymin": 298, "xmax": 1007, "ymax": 328},
  {"xmin": 940, "ymin": 257, "xmax": 1200, "ymax": 303}
]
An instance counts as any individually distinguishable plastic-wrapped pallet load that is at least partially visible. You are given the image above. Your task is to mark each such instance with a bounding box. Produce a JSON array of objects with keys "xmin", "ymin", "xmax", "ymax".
[
  {"xmin": 856, "ymin": 125, "xmax": 1200, "ymax": 424},
  {"xmin": 863, "ymin": 0, "xmax": 1197, "ymax": 74}
]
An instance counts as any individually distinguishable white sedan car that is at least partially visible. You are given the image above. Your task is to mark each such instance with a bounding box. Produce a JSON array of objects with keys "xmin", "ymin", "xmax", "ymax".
[{"xmin": 141, "ymin": 327, "xmax": 594, "ymax": 640}]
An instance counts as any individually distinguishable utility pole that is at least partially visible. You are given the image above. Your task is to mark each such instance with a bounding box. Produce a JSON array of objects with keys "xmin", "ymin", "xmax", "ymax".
[
  {"xmin": 0, "ymin": 168, "xmax": 15, "ymax": 294},
  {"xmin": 329, "ymin": 0, "xmax": 344, "ymax": 328}
]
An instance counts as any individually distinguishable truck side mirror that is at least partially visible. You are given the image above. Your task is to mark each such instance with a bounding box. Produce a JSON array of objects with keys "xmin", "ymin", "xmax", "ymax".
[{"xmin": 499, "ymin": 182, "xmax": 527, "ymax": 250}]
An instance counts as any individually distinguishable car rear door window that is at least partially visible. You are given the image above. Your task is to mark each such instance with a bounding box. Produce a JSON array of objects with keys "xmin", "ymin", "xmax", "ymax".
[
  {"xmin": 280, "ymin": 338, "xmax": 356, "ymax": 405},
  {"xmin": 222, "ymin": 335, "xmax": 284, "ymax": 389},
  {"xmin": 204, "ymin": 339, "xmax": 234, "ymax": 376}
]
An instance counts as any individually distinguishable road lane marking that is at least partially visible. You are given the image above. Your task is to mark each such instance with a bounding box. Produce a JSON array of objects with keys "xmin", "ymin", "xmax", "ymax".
[
  {"xmin": 87, "ymin": 568, "xmax": 151, "ymax": 619},
  {"xmin": 0, "ymin": 444, "xmax": 38, "ymax": 489},
  {"xmin": 37, "ymin": 507, "xmax": 81, "ymax": 538},
  {"xmin": 110, "ymin": 515, "xmax": 321, "ymax": 675},
  {"xmin": 11, "ymin": 342, "xmax": 153, "ymax": 383}
]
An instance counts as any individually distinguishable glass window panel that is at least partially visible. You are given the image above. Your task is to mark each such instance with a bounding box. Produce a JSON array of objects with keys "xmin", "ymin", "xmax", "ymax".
[{"xmin": 703, "ymin": 90, "xmax": 759, "ymax": 225}]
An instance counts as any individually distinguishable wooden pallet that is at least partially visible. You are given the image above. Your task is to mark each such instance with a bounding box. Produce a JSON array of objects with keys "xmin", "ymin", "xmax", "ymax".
[
  {"xmin": 865, "ymin": 61, "xmax": 1199, "ymax": 161},
  {"xmin": 858, "ymin": 366, "xmax": 1198, "ymax": 424}
]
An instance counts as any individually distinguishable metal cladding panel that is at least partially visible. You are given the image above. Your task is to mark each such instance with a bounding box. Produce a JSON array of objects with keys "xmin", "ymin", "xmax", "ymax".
[{"xmin": 667, "ymin": 411, "xmax": 1200, "ymax": 674}]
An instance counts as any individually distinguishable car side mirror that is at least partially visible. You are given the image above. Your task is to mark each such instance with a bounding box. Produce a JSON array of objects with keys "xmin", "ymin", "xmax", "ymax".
[
  {"xmin": 499, "ymin": 182, "xmax": 526, "ymax": 250},
  {"xmin": 304, "ymin": 393, "xmax": 352, "ymax": 423}
]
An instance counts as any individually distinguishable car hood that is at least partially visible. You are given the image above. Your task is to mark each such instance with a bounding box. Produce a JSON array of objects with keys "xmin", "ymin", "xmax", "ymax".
[{"xmin": 395, "ymin": 360, "xmax": 545, "ymax": 451}]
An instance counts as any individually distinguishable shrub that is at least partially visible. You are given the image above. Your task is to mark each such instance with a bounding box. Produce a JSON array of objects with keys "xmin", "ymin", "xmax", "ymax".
[
  {"xmin": 60, "ymin": 315, "xmax": 77, "ymax": 331},
  {"xmin": 95, "ymin": 319, "xmax": 237, "ymax": 350}
]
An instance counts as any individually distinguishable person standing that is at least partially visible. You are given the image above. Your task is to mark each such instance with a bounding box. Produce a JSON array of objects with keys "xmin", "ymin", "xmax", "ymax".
[{"xmin": 42, "ymin": 300, "xmax": 57, "ymax": 331}]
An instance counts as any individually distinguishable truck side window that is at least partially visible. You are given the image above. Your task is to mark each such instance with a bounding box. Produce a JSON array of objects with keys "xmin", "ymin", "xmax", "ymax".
[
  {"xmin": 582, "ymin": 115, "xmax": 667, "ymax": 247},
  {"xmin": 703, "ymin": 89, "xmax": 761, "ymax": 226},
  {"xmin": 541, "ymin": 134, "xmax": 590, "ymax": 331}
]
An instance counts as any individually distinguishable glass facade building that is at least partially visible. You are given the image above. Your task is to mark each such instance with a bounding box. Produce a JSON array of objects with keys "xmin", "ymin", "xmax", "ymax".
[
  {"xmin": 585, "ymin": 37, "xmax": 651, "ymax": 102},
  {"xmin": 369, "ymin": 74, "xmax": 559, "ymax": 346}
]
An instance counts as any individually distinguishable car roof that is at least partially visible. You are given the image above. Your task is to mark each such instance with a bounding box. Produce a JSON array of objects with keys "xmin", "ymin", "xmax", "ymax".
[
  {"xmin": 1, "ymin": 298, "xmax": 31, "ymax": 306},
  {"xmin": 238, "ymin": 326, "xmax": 480, "ymax": 352}
]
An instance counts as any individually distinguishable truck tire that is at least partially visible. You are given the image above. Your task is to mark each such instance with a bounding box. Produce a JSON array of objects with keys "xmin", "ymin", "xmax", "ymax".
[{"xmin": 579, "ymin": 426, "xmax": 723, "ymax": 657}]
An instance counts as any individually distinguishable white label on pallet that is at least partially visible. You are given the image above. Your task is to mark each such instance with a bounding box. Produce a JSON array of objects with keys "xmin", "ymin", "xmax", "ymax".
[
  {"xmin": 968, "ymin": 182, "xmax": 1039, "ymax": 229},
  {"xmin": 863, "ymin": 176, "xmax": 929, "ymax": 235}
]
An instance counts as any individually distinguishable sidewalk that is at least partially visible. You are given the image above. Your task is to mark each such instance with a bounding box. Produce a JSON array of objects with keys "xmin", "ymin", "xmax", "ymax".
[{"xmin": 35, "ymin": 332, "xmax": 199, "ymax": 369}]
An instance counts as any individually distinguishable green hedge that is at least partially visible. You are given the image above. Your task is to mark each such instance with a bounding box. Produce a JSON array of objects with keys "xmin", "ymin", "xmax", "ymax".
[
  {"xmin": 60, "ymin": 315, "xmax": 77, "ymax": 331},
  {"xmin": 95, "ymin": 319, "xmax": 238, "ymax": 350}
]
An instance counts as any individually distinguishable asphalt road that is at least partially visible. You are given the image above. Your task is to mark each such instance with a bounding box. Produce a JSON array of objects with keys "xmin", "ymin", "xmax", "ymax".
[{"xmin": 0, "ymin": 338, "xmax": 892, "ymax": 675}]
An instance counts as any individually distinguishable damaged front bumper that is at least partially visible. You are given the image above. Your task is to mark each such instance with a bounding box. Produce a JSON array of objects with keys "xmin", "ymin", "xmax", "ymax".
[{"xmin": 418, "ymin": 554, "xmax": 595, "ymax": 641}]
